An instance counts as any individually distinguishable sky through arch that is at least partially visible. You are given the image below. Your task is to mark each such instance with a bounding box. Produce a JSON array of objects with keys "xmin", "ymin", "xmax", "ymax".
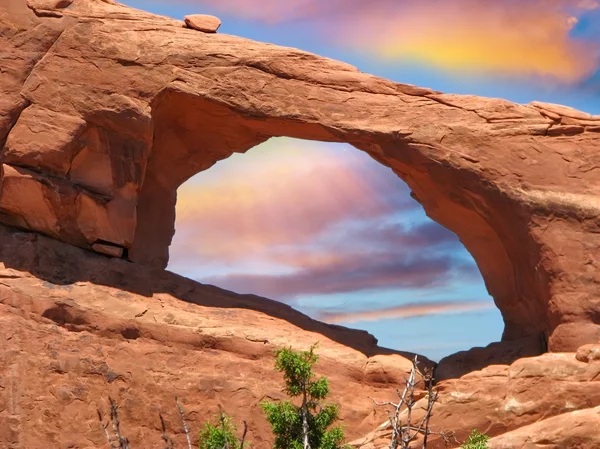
[{"xmin": 168, "ymin": 139, "xmax": 503, "ymax": 361}]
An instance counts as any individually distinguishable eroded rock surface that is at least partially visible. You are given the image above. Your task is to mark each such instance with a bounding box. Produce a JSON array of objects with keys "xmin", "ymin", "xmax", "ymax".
[
  {"xmin": 0, "ymin": 0, "xmax": 598, "ymax": 352},
  {"xmin": 487, "ymin": 406, "xmax": 600, "ymax": 449},
  {"xmin": 353, "ymin": 352, "xmax": 600, "ymax": 448},
  {"xmin": 2, "ymin": 225, "xmax": 599, "ymax": 449},
  {"xmin": 0, "ymin": 225, "xmax": 416, "ymax": 449}
]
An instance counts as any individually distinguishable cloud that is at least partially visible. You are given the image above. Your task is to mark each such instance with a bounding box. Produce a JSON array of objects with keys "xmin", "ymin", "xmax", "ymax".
[
  {"xmin": 169, "ymin": 0, "xmax": 600, "ymax": 83},
  {"xmin": 170, "ymin": 138, "xmax": 482, "ymax": 301},
  {"xmin": 203, "ymin": 251, "xmax": 456, "ymax": 299},
  {"xmin": 316, "ymin": 300, "xmax": 495, "ymax": 324},
  {"xmin": 193, "ymin": 220, "xmax": 472, "ymax": 299},
  {"xmin": 366, "ymin": 222, "xmax": 461, "ymax": 250},
  {"xmin": 172, "ymin": 140, "xmax": 418, "ymax": 262},
  {"xmin": 577, "ymin": 0, "xmax": 599, "ymax": 10}
]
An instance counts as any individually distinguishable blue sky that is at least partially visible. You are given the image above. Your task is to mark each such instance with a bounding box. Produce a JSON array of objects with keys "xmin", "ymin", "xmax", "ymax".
[{"xmin": 123, "ymin": 0, "xmax": 599, "ymax": 361}]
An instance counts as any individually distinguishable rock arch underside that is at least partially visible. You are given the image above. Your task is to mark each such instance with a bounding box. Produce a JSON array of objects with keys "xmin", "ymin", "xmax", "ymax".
[{"xmin": 1, "ymin": 1, "xmax": 600, "ymax": 448}]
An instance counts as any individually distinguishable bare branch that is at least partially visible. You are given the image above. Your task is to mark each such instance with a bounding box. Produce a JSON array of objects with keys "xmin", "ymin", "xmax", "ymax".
[
  {"xmin": 97, "ymin": 409, "xmax": 119, "ymax": 449},
  {"xmin": 109, "ymin": 397, "xmax": 130, "ymax": 449},
  {"xmin": 371, "ymin": 356, "xmax": 451, "ymax": 449},
  {"xmin": 176, "ymin": 396, "xmax": 193, "ymax": 449},
  {"xmin": 160, "ymin": 414, "xmax": 174, "ymax": 449},
  {"xmin": 239, "ymin": 421, "xmax": 248, "ymax": 449}
]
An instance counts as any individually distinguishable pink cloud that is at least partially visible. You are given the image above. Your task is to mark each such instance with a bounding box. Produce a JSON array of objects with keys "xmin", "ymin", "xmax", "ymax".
[
  {"xmin": 172, "ymin": 140, "xmax": 417, "ymax": 263},
  {"xmin": 317, "ymin": 301, "xmax": 495, "ymax": 324},
  {"xmin": 170, "ymin": 139, "xmax": 479, "ymax": 300}
]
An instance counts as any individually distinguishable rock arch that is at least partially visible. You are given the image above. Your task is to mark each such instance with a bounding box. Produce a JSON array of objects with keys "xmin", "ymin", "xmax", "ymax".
[{"xmin": 1, "ymin": 0, "xmax": 599, "ymax": 352}]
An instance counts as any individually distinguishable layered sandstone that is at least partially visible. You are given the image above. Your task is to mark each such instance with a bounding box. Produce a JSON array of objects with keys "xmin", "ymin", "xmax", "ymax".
[
  {"xmin": 0, "ymin": 0, "xmax": 599, "ymax": 352},
  {"xmin": 2, "ymin": 225, "xmax": 600, "ymax": 449},
  {"xmin": 353, "ymin": 352, "xmax": 600, "ymax": 448},
  {"xmin": 0, "ymin": 225, "xmax": 416, "ymax": 449}
]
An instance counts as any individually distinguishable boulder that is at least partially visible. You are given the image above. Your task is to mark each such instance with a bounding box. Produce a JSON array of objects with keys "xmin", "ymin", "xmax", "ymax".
[
  {"xmin": 488, "ymin": 406, "xmax": 600, "ymax": 449},
  {"xmin": 576, "ymin": 344, "xmax": 600, "ymax": 363},
  {"xmin": 184, "ymin": 14, "xmax": 222, "ymax": 33}
]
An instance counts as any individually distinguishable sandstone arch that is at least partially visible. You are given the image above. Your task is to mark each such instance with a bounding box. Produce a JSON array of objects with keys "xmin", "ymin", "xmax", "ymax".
[{"xmin": 1, "ymin": 0, "xmax": 599, "ymax": 352}]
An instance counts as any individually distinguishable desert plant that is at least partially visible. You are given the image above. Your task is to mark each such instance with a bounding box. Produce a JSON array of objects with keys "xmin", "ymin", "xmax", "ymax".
[
  {"xmin": 461, "ymin": 430, "xmax": 489, "ymax": 449},
  {"xmin": 98, "ymin": 397, "xmax": 249, "ymax": 449},
  {"xmin": 260, "ymin": 344, "xmax": 349, "ymax": 449},
  {"xmin": 199, "ymin": 408, "xmax": 248, "ymax": 449}
]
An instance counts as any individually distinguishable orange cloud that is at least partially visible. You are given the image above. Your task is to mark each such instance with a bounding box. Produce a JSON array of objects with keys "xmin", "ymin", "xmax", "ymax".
[
  {"xmin": 170, "ymin": 0, "xmax": 599, "ymax": 83},
  {"xmin": 348, "ymin": 0, "xmax": 599, "ymax": 83},
  {"xmin": 317, "ymin": 301, "xmax": 494, "ymax": 324}
]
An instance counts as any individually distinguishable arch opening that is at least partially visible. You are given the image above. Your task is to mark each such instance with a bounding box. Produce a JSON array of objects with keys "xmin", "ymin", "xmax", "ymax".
[
  {"xmin": 129, "ymin": 87, "xmax": 562, "ymax": 361},
  {"xmin": 168, "ymin": 137, "xmax": 504, "ymax": 361}
]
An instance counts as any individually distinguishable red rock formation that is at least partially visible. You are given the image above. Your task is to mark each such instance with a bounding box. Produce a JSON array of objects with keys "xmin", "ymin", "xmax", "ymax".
[
  {"xmin": 353, "ymin": 351, "xmax": 600, "ymax": 448},
  {"xmin": 487, "ymin": 406, "xmax": 600, "ymax": 449},
  {"xmin": 1, "ymin": 0, "xmax": 599, "ymax": 354},
  {"xmin": 3, "ymin": 225, "xmax": 599, "ymax": 449},
  {"xmin": 2, "ymin": 2, "xmax": 600, "ymax": 446}
]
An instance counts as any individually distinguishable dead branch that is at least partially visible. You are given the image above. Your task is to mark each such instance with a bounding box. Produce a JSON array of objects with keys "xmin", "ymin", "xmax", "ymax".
[
  {"xmin": 97, "ymin": 409, "xmax": 119, "ymax": 449},
  {"xmin": 239, "ymin": 421, "xmax": 248, "ymax": 449},
  {"xmin": 97, "ymin": 398, "xmax": 130, "ymax": 449},
  {"xmin": 160, "ymin": 414, "xmax": 175, "ymax": 449},
  {"xmin": 176, "ymin": 396, "xmax": 193, "ymax": 449},
  {"xmin": 109, "ymin": 397, "xmax": 131, "ymax": 449},
  {"xmin": 371, "ymin": 356, "xmax": 453, "ymax": 449}
]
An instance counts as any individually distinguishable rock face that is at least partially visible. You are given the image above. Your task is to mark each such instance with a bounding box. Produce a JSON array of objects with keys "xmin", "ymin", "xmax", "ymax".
[
  {"xmin": 2, "ymin": 1, "xmax": 600, "ymax": 446},
  {"xmin": 3, "ymin": 225, "xmax": 600, "ymax": 449},
  {"xmin": 1, "ymin": 0, "xmax": 599, "ymax": 351},
  {"xmin": 353, "ymin": 352, "xmax": 600, "ymax": 448},
  {"xmin": 487, "ymin": 406, "xmax": 600, "ymax": 449},
  {"xmin": 0, "ymin": 225, "xmax": 417, "ymax": 449}
]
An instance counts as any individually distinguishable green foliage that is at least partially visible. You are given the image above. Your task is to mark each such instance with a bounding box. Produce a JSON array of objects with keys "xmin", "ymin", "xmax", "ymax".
[
  {"xmin": 198, "ymin": 413, "xmax": 243, "ymax": 449},
  {"xmin": 461, "ymin": 430, "xmax": 489, "ymax": 449},
  {"xmin": 260, "ymin": 345, "xmax": 349, "ymax": 449}
]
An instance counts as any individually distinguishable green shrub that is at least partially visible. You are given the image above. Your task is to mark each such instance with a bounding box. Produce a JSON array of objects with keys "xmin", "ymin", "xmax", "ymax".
[
  {"xmin": 260, "ymin": 344, "xmax": 349, "ymax": 449},
  {"xmin": 199, "ymin": 412, "xmax": 245, "ymax": 449},
  {"xmin": 461, "ymin": 430, "xmax": 489, "ymax": 449}
]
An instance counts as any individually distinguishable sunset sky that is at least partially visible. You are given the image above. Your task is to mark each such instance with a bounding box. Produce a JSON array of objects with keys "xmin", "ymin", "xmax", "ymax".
[{"xmin": 124, "ymin": 0, "xmax": 600, "ymax": 361}]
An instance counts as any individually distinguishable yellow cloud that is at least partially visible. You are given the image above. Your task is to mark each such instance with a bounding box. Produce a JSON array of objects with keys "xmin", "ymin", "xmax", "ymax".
[{"xmin": 347, "ymin": 1, "xmax": 598, "ymax": 83}]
